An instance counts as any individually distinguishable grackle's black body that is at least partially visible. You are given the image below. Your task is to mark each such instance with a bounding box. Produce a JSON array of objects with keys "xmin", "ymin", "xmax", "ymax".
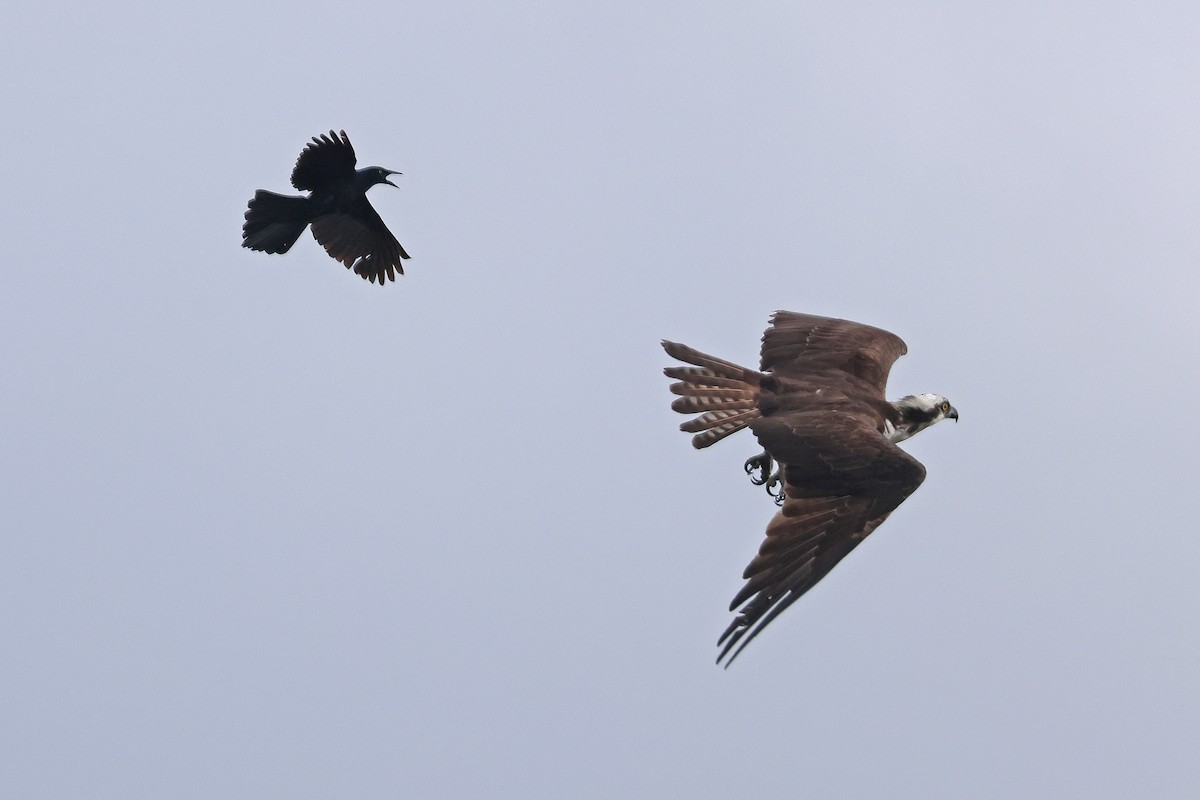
[{"xmin": 242, "ymin": 130, "xmax": 410, "ymax": 285}]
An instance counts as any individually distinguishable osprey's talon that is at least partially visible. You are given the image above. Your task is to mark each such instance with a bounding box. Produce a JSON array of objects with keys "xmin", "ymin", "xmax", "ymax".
[
  {"xmin": 744, "ymin": 451, "xmax": 774, "ymax": 486},
  {"xmin": 746, "ymin": 451, "xmax": 786, "ymax": 502},
  {"xmin": 764, "ymin": 468, "xmax": 786, "ymax": 504}
]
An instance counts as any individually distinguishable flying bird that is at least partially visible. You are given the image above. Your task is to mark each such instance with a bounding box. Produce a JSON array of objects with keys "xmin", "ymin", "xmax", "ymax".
[
  {"xmin": 242, "ymin": 130, "xmax": 410, "ymax": 285},
  {"xmin": 663, "ymin": 311, "xmax": 958, "ymax": 666}
]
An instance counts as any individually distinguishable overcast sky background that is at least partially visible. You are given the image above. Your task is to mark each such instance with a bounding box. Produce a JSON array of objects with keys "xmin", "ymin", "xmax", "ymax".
[{"xmin": 4, "ymin": 1, "xmax": 1199, "ymax": 797}]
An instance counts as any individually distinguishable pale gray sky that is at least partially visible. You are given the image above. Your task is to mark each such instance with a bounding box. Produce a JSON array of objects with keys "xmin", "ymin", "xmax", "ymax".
[{"xmin": 3, "ymin": 1, "xmax": 1199, "ymax": 797}]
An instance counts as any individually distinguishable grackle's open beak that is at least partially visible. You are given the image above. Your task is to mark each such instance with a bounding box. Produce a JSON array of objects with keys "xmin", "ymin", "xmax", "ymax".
[{"xmin": 383, "ymin": 169, "xmax": 401, "ymax": 187}]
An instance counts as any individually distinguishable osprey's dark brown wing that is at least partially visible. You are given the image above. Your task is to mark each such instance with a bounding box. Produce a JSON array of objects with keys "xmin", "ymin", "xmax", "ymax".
[
  {"xmin": 309, "ymin": 198, "xmax": 411, "ymax": 285},
  {"xmin": 716, "ymin": 412, "xmax": 926, "ymax": 666},
  {"xmin": 664, "ymin": 313, "xmax": 907, "ymax": 449},
  {"xmin": 290, "ymin": 130, "xmax": 358, "ymax": 192},
  {"xmin": 760, "ymin": 311, "xmax": 907, "ymax": 399}
]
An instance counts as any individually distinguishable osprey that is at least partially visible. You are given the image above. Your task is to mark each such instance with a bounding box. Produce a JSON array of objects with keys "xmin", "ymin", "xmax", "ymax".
[{"xmin": 663, "ymin": 311, "xmax": 958, "ymax": 666}]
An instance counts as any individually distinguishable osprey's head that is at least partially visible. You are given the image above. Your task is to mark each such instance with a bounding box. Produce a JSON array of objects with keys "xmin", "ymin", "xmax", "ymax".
[{"xmin": 888, "ymin": 393, "xmax": 958, "ymax": 443}]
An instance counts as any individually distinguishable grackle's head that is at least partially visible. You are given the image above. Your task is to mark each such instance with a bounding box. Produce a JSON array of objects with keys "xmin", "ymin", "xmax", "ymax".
[{"xmin": 358, "ymin": 166, "xmax": 401, "ymax": 189}]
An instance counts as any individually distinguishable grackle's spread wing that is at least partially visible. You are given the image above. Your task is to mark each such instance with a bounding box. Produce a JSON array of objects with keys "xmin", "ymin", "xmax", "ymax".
[
  {"xmin": 309, "ymin": 196, "xmax": 410, "ymax": 285},
  {"xmin": 291, "ymin": 130, "xmax": 357, "ymax": 192}
]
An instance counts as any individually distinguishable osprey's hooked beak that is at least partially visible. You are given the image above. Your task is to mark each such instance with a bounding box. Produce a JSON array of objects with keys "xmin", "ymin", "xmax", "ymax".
[
  {"xmin": 382, "ymin": 168, "xmax": 401, "ymax": 187},
  {"xmin": 948, "ymin": 406, "xmax": 959, "ymax": 422}
]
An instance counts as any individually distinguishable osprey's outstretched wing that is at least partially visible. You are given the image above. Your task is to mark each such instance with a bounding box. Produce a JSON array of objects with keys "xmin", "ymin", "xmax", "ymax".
[
  {"xmin": 717, "ymin": 412, "xmax": 926, "ymax": 666},
  {"xmin": 759, "ymin": 311, "xmax": 907, "ymax": 398}
]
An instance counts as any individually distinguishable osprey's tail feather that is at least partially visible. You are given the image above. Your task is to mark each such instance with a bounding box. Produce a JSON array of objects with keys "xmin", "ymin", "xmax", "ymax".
[{"xmin": 662, "ymin": 341, "xmax": 764, "ymax": 449}]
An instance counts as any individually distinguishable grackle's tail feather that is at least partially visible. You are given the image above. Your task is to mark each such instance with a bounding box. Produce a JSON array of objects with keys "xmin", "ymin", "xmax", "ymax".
[{"xmin": 242, "ymin": 191, "xmax": 314, "ymax": 254}]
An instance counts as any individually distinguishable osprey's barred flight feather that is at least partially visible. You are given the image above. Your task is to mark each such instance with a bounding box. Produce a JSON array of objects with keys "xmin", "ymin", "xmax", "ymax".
[{"xmin": 663, "ymin": 311, "xmax": 958, "ymax": 666}]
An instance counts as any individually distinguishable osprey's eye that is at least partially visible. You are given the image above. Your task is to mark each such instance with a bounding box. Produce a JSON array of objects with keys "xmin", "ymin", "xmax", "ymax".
[{"xmin": 940, "ymin": 401, "xmax": 950, "ymax": 413}]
